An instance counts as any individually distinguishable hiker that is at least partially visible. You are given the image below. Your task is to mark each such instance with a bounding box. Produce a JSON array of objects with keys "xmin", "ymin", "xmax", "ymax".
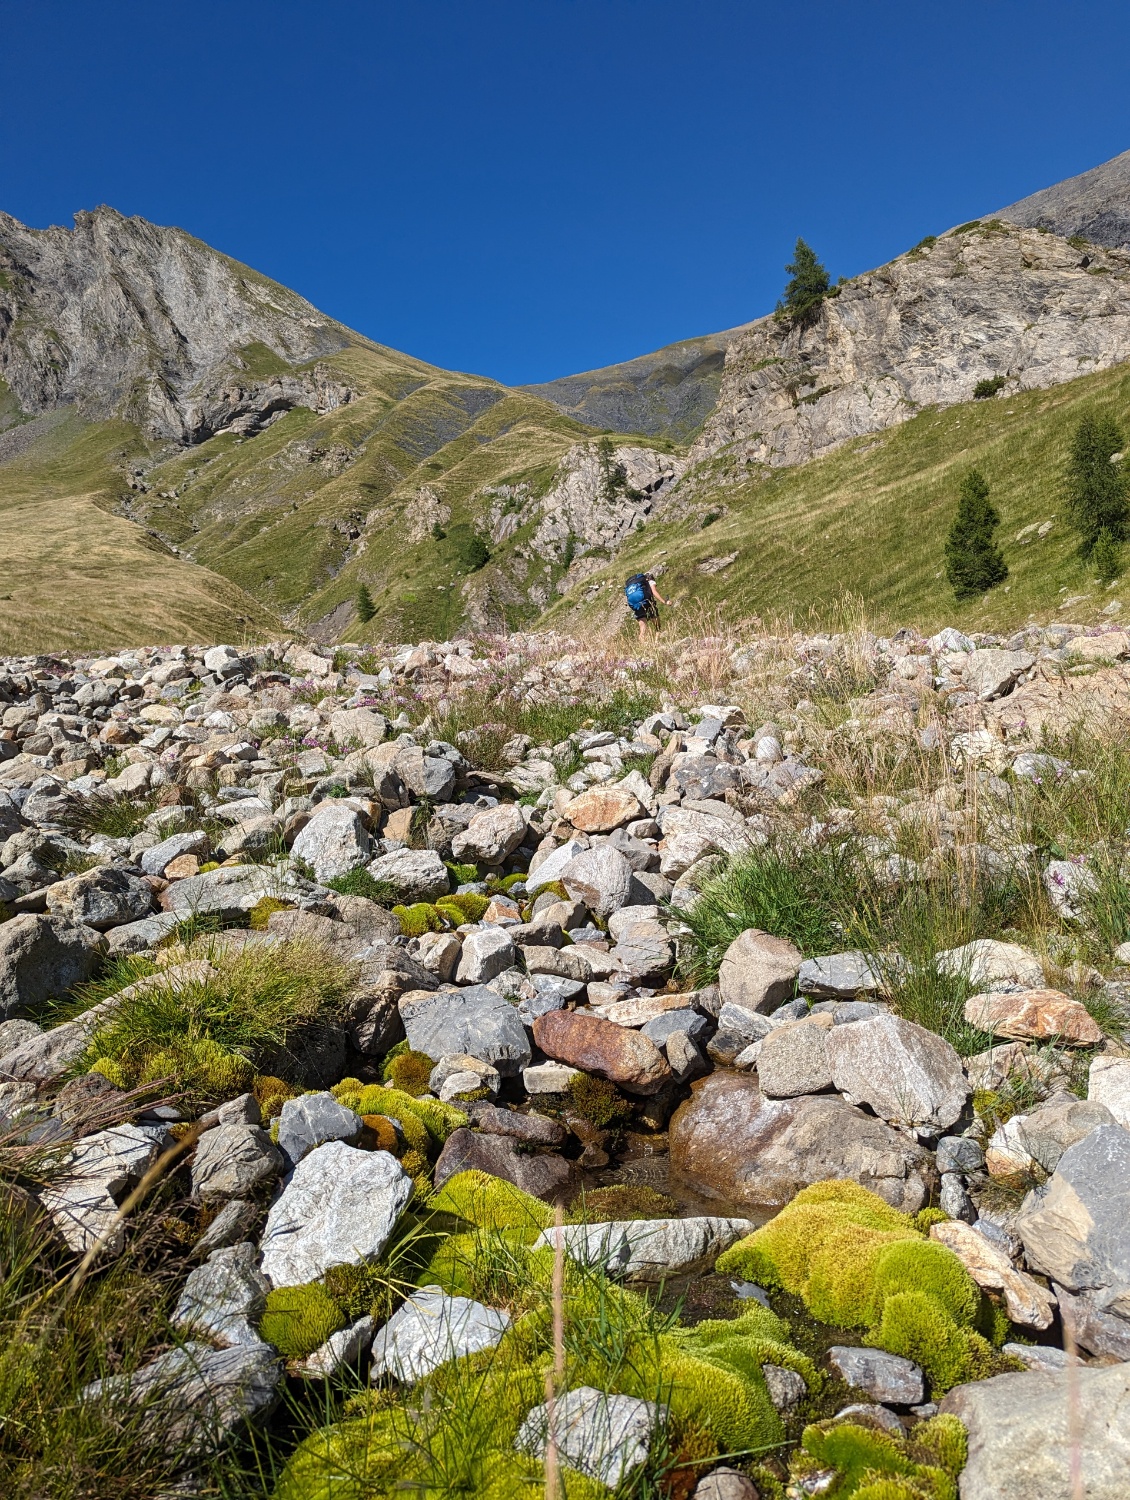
[{"xmin": 624, "ymin": 571, "xmax": 670, "ymax": 640}]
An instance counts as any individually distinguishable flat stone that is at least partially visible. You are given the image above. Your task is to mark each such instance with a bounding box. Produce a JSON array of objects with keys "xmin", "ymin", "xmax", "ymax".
[
  {"xmin": 367, "ymin": 847, "xmax": 450, "ymax": 903},
  {"xmin": 798, "ymin": 951, "xmax": 883, "ymax": 997},
  {"xmin": 718, "ymin": 929, "xmax": 802, "ymax": 1015},
  {"xmin": 193, "ymin": 1199, "xmax": 260, "ymax": 1257},
  {"xmin": 964, "ymin": 648, "xmax": 1035, "ymax": 700},
  {"xmin": 1015, "ymin": 1124, "xmax": 1130, "ymax": 1311},
  {"xmin": 827, "ymin": 1346, "xmax": 924, "ymax": 1405},
  {"xmin": 1089, "ymin": 1055, "xmax": 1130, "ymax": 1129},
  {"xmin": 370, "ymin": 1286, "xmax": 510, "ymax": 1382},
  {"xmin": 451, "ymin": 803, "xmax": 526, "ymax": 865},
  {"xmin": 1000, "ymin": 1342, "xmax": 1074, "ymax": 1373},
  {"xmin": 192, "ymin": 1124, "xmax": 283, "ymax": 1200},
  {"xmin": 940, "ymin": 1364, "xmax": 1130, "ymax": 1500},
  {"xmin": 588, "ymin": 992, "xmax": 690, "ymax": 1028},
  {"xmin": 756, "ymin": 1015, "xmax": 834, "ymax": 1098},
  {"xmin": 329, "ymin": 707, "xmax": 388, "ymax": 749},
  {"xmin": 826, "ymin": 1013, "xmax": 969, "ymax": 1129},
  {"xmin": 104, "ymin": 911, "xmax": 181, "ymax": 955},
  {"xmin": 276, "ymin": 1093, "xmax": 362, "ymax": 1171},
  {"xmin": 291, "ymin": 804, "xmax": 369, "ymax": 884},
  {"xmin": 516, "ymin": 1386, "xmax": 662, "ymax": 1488},
  {"xmin": 533, "ymin": 1216, "xmax": 754, "ymax": 1280},
  {"xmin": 399, "ymin": 984, "xmax": 531, "ymax": 1074},
  {"xmin": 467, "ymin": 1101, "xmax": 565, "ymax": 1146},
  {"xmin": 172, "ymin": 1242, "xmax": 270, "ymax": 1347},
  {"xmin": 936, "ymin": 939, "xmax": 1044, "ymax": 992},
  {"xmin": 140, "ymin": 829, "xmax": 211, "ymax": 876},
  {"xmin": 82, "ymin": 1341, "xmax": 282, "ymax": 1458},
  {"xmin": 930, "ymin": 1220, "xmax": 1055, "ymax": 1329},
  {"xmin": 641, "ymin": 1008, "xmax": 710, "ymax": 1047},
  {"xmin": 670, "ymin": 1073, "xmax": 934, "ymax": 1213},
  {"xmin": 565, "ymin": 786, "xmax": 644, "ymax": 833},
  {"xmin": 964, "ymin": 988, "xmax": 1103, "ymax": 1045},
  {"xmin": 433, "ymin": 1128, "xmax": 574, "ymax": 1202},
  {"xmin": 523, "ymin": 1061, "xmax": 580, "ymax": 1093},
  {"xmin": 259, "ymin": 1140, "xmax": 413, "ymax": 1287},
  {"xmin": 456, "ymin": 926, "xmax": 516, "ymax": 985},
  {"xmin": 40, "ymin": 1122, "xmax": 168, "ymax": 1254},
  {"xmin": 532, "ymin": 1009, "xmax": 672, "ymax": 1095}
]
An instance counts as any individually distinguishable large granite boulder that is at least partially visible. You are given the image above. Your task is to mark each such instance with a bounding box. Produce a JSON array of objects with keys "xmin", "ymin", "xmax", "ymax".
[
  {"xmin": 669, "ymin": 1072, "xmax": 935, "ymax": 1212},
  {"xmin": 825, "ymin": 1013, "xmax": 969, "ymax": 1130}
]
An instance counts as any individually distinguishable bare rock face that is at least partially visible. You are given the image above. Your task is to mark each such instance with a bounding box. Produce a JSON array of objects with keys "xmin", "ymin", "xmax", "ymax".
[
  {"xmin": 668, "ymin": 1072, "xmax": 935, "ymax": 1213},
  {"xmin": 690, "ymin": 222, "xmax": 1130, "ymax": 475},
  {"xmin": 996, "ymin": 146, "xmax": 1130, "ymax": 249},
  {"xmin": 0, "ymin": 206, "xmax": 352, "ymax": 441}
]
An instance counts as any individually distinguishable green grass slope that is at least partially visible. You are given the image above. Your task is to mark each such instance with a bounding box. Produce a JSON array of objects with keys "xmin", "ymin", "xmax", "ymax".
[
  {"xmin": 0, "ymin": 411, "xmax": 282, "ymax": 652},
  {"xmin": 545, "ymin": 361, "xmax": 1130, "ymax": 636}
]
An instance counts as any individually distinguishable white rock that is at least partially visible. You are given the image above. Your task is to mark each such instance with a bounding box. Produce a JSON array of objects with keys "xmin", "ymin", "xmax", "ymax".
[
  {"xmin": 259, "ymin": 1141, "xmax": 412, "ymax": 1288},
  {"xmin": 1089, "ymin": 1055, "xmax": 1130, "ymax": 1130},
  {"xmin": 173, "ymin": 1243, "xmax": 271, "ymax": 1348},
  {"xmin": 516, "ymin": 1386, "xmax": 663, "ymax": 1488},
  {"xmin": 456, "ymin": 926, "xmax": 517, "ymax": 985},
  {"xmin": 526, "ymin": 838, "xmax": 587, "ymax": 896},
  {"xmin": 523, "ymin": 1061, "xmax": 580, "ymax": 1093},
  {"xmin": 936, "ymin": 939, "xmax": 1044, "ymax": 992},
  {"xmin": 534, "ymin": 1217, "xmax": 754, "ymax": 1280},
  {"xmin": 561, "ymin": 845, "xmax": 634, "ymax": 917},
  {"xmin": 451, "ymin": 803, "xmax": 526, "ymax": 865},
  {"xmin": 291, "ymin": 803, "xmax": 369, "ymax": 884},
  {"xmin": 369, "ymin": 1286, "xmax": 510, "ymax": 1382},
  {"xmin": 297, "ymin": 1316, "xmax": 376, "ymax": 1379}
]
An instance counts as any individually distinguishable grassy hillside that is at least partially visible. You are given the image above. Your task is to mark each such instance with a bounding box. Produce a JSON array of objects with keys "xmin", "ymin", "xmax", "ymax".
[
  {"xmin": 0, "ymin": 410, "xmax": 281, "ymax": 652},
  {"xmin": 546, "ymin": 361, "xmax": 1130, "ymax": 637}
]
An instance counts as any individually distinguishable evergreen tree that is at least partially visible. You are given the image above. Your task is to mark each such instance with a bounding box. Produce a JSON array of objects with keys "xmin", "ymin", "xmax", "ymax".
[
  {"xmin": 1092, "ymin": 527, "xmax": 1123, "ymax": 584},
  {"xmin": 1065, "ymin": 411, "xmax": 1129, "ymax": 556},
  {"xmin": 355, "ymin": 583, "xmax": 376, "ymax": 623},
  {"xmin": 776, "ymin": 238, "xmax": 830, "ymax": 328},
  {"xmin": 944, "ymin": 469, "xmax": 1009, "ymax": 600}
]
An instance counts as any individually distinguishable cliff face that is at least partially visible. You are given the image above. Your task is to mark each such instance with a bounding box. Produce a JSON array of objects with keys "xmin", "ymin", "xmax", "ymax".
[
  {"xmin": 689, "ymin": 222, "xmax": 1130, "ymax": 474},
  {"xmin": 995, "ymin": 147, "xmax": 1130, "ymax": 250},
  {"xmin": 0, "ymin": 206, "xmax": 353, "ymax": 442}
]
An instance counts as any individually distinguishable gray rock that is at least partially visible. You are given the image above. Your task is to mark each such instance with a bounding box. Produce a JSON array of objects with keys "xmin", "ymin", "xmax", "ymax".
[
  {"xmin": 39, "ymin": 1122, "xmax": 169, "ymax": 1255},
  {"xmin": 1043, "ymin": 858, "xmax": 1098, "ymax": 921},
  {"xmin": 965, "ymin": 649, "xmax": 1036, "ymax": 701},
  {"xmin": 400, "ymin": 984, "xmax": 532, "ymax": 1074},
  {"xmin": 259, "ymin": 1139, "xmax": 412, "ymax": 1287},
  {"xmin": 756, "ymin": 1017, "xmax": 834, "ymax": 1098},
  {"xmin": 370, "ymin": 1285, "xmax": 510, "ymax": 1382},
  {"xmin": 297, "ymin": 1315, "xmax": 376, "ymax": 1379},
  {"xmin": 1089, "ymin": 1054, "xmax": 1130, "ymax": 1130},
  {"xmin": 450, "ymin": 803, "xmax": 526, "ymax": 865},
  {"xmin": 561, "ymin": 845, "xmax": 634, "ymax": 917},
  {"xmin": 172, "ymin": 1242, "xmax": 270, "ymax": 1348},
  {"xmin": 433, "ymin": 1128, "xmax": 574, "ymax": 1202},
  {"xmin": 718, "ymin": 928, "xmax": 802, "ymax": 1015},
  {"xmin": 163, "ymin": 865, "xmax": 325, "ymax": 922},
  {"xmin": 826, "ymin": 1013, "xmax": 968, "ymax": 1129},
  {"xmin": 1053, "ymin": 1282, "xmax": 1130, "ymax": 1360},
  {"xmin": 641, "ymin": 1008, "xmax": 709, "ymax": 1046},
  {"xmin": 533, "ymin": 1217, "xmax": 754, "ymax": 1280},
  {"xmin": 467, "ymin": 1102, "xmax": 566, "ymax": 1146},
  {"xmin": 827, "ymin": 1346, "xmax": 924, "ymax": 1405},
  {"xmin": 290, "ymin": 803, "xmax": 369, "ymax": 884},
  {"xmin": 937, "ymin": 1135, "xmax": 985, "ymax": 1174},
  {"xmin": 693, "ymin": 1467, "xmax": 760, "ymax": 1500},
  {"xmin": 939, "ymin": 1173, "xmax": 976, "ymax": 1222},
  {"xmin": 833, "ymin": 1403, "xmax": 904, "ymax": 1435},
  {"xmin": 104, "ymin": 911, "xmax": 182, "ymax": 955},
  {"xmin": 833, "ymin": 1000, "xmax": 884, "ymax": 1024},
  {"xmin": 192, "ymin": 1124, "xmax": 283, "ymax": 1200},
  {"xmin": 0, "ymin": 913, "xmax": 102, "ymax": 1018},
  {"xmin": 367, "ymin": 848, "xmax": 450, "ymax": 903},
  {"xmin": 1000, "ymin": 1342, "xmax": 1074, "ymax": 1373},
  {"xmin": 0, "ymin": 1017, "xmax": 41, "ymax": 1052},
  {"xmin": 798, "ymin": 951, "xmax": 883, "ymax": 997},
  {"xmin": 1015, "ymin": 1125, "xmax": 1130, "ymax": 1312},
  {"xmin": 456, "ymin": 926, "xmax": 516, "ymax": 985},
  {"xmin": 193, "ymin": 1199, "xmax": 260, "ymax": 1257},
  {"xmin": 1017, "ymin": 1097, "xmax": 1116, "ymax": 1173},
  {"xmin": 936, "ymin": 938, "xmax": 1045, "ymax": 992},
  {"xmin": 526, "ymin": 838, "xmax": 588, "ymax": 896},
  {"xmin": 82, "ymin": 1341, "xmax": 282, "ymax": 1458},
  {"xmin": 276, "ymin": 1092, "xmax": 362, "ymax": 1171},
  {"xmin": 140, "ymin": 829, "xmax": 210, "ymax": 876},
  {"xmin": 610, "ymin": 919, "xmax": 674, "ymax": 984},
  {"xmin": 329, "ymin": 707, "xmax": 388, "ymax": 749},
  {"xmin": 761, "ymin": 1363, "xmax": 807, "ymax": 1412},
  {"xmin": 666, "ymin": 1028, "xmax": 709, "ymax": 1082},
  {"xmin": 706, "ymin": 1001, "xmax": 776, "ymax": 1065},
  {"xmin": 46, "ymin": 866, "xmax": 153, "ymax": 930},
  {"xmin": 516, "ymin": 1385, "xmax": 663, "ymax": 1488},
  {"xmin": 940, "ymin": 1364, "xmax": 1130, "ymax": 1500}
]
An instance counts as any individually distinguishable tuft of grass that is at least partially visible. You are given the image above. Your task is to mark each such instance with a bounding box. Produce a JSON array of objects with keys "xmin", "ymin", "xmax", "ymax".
[
  {"xmin": 63, "ymin": 791, "xmax": 161, "ymax": 841},
  {"xmin": 323, "ymin": 867, "xmax": 398, "ymax": 905}
]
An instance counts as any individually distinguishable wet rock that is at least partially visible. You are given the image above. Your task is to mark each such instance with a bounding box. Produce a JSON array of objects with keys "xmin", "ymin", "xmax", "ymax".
[
  {"xmin": 532, "ymin": 1010, "xmax": 673, "ymax": 1095},
  {"xmin": 466, "ymin": 1101, "xmax": 565, "ymax": 1146},
  {"xmin": 434, "ymin": 1127, "xmax": 574, "ymax": 1201},
  {"xmin": 370, "ymin": 1286, "xmax": 510, "ymax": 1382},
  {"xmin": 718, "ymin": 929, "xmax": 802, "ymax": 1015},
  {"xmin": 827, "ymin": 1346, "xmax": 924, "ymax": 1405},
  {"xmin": 669, "ymin": 1073, "xmax": 935, "ymax": 1213},
  {"xmin": 964, "ymin": 988, "xmax": 1103, "ymax": 1045},
  {"xmin": 192, "ymin": 1124, "xmax": 284, "ymax": 1200},
  {"xmin": 826, "ymin": 1013, "xmax": 969, "ymax": 1129},
  {"xmin": 940, "ymin": 1364, "xmax": 1130, "ymax": 1500}
]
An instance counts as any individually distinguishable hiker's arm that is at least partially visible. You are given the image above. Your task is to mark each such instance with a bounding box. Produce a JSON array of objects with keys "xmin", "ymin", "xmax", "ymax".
[{"xmin": 650, "ymin": 583, "xmax": 669, "ymax": 605}]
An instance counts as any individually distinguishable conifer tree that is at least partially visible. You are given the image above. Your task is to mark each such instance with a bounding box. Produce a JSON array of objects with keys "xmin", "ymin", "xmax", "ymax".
[
  {"xmin": 1092, "ymin": 526, "xmax": 1123, "ymax": 584},
  {"xmin": 1065, "ymin": 411, "xmax": 1129, "ymax": 556},
  {"xmin": 355, "ymin": 583, "xmax": 376, "ymax": 623},
  {"xmin": 776, "ymin": 238, "xmax": 830, "ymax": 328},
  {"xmin": 944, "ymin": 468, "xmax": 1009, "ymax": 600}
]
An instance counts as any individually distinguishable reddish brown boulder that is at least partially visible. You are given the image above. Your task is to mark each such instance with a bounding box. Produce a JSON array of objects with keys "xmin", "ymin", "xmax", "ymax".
[
  {"xmin": 532, "ymin": 1010, "xmax": 673, "ymax": 1095},
  {"xmin": 964, "ymin": 988, "xmax": 1103, "ymax": 1046}
]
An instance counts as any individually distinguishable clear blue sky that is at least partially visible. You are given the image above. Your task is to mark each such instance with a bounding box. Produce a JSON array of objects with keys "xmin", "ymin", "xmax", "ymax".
[{"xmin": 2, "ymin": 1, "xmax": 1128, "ymax": 385}]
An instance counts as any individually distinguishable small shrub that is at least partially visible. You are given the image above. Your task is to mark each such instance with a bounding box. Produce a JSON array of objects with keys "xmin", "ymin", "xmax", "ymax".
[
  {"xmin": 259, "ymin": 1282, "xmax": 344, "ymax": 1359},
  {"xmin": 447, "ymin": 523, "xmax": 490, "ymax": 573},
  {"xmin": 325, "ymin": 868, "xmax": 399, "ymax": 904},
  {"xmin": 1092, "ymin": 525, "xmax": 1123, "ymax": 583},
  {"xmin": 567, "ymin": 1072, "xmax": 634, "ymax": 1130},
  {"xmin": 972, "ymin": 374, "xmax": 1006, "ymax": 399}
]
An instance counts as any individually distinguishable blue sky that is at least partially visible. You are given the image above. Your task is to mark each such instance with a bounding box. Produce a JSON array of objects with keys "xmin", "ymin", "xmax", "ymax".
[{"xmin": 2, "ymin": 1, "xmax": 1128, "ymax": 385}]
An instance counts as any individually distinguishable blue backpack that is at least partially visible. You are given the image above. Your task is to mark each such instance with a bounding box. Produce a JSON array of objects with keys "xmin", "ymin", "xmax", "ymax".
[{"xmin": 625, "ymin": 574, "xmax": 648, "ymax": 609}]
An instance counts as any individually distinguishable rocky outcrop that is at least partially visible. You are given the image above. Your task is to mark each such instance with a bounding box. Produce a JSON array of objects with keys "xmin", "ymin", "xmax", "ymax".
[
  {"xmin": 996, "ymin": 147, "xmax": 1130, "ymax": 250},
  {"xmin": 0, "ymin": 206, "xmax": 352, "ymax": 441},
  {"xmin": 690, "ymin": 222, "xmax": 1130, "ymax": 474}
]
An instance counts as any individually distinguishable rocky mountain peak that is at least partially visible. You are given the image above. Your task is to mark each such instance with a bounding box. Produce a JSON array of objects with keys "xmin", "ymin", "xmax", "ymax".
[
  {"xmin": 996, "ymin": 147, "xmax": 1130, "ymax": 250},
  {"xmin": 0, "ymin": 206, "xmax": 353, "ymax": 442}
]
